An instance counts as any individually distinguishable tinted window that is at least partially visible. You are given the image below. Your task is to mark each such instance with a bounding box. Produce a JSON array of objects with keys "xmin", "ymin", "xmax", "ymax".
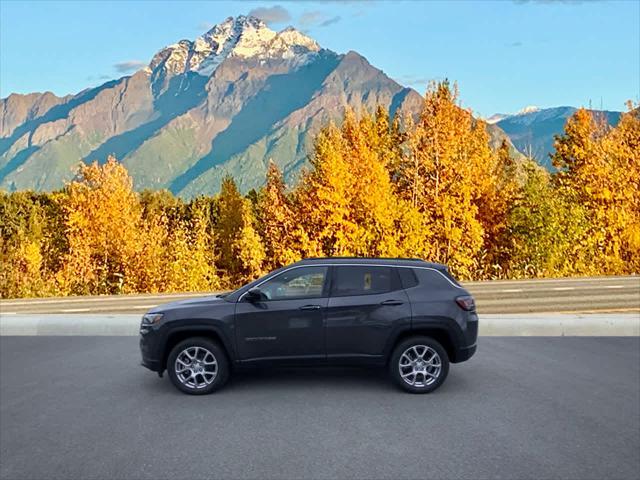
[
  {"xmin": 415, "ymin": 268, "xmax": 455, "ymax": 290},
  {"xmin": 332, "ymin": 266, "xmax": 394, "ymax": 296},
  {"xmin": 398, "ymin": 268, "xmax": 419, "ymax": 289},
  {"xmin": 260, "ymin": 266, "xmax": 328, "ymax": 300}
]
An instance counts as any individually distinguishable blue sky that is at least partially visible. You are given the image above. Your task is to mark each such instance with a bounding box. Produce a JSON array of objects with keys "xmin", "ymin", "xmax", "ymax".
[{"xmin": 1, "ymin": 0, "xmax": 638, "ymax": 116}]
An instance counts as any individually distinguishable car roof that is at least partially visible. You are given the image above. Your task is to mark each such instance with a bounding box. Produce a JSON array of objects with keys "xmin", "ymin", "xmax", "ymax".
[{"xmin": 294, "ymin": 257, "xmax": 447, "ymax": 270}]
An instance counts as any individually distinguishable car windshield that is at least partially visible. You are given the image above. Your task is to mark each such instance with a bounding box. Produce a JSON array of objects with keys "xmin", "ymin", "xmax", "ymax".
[{"xmin": 223, "ymin": 265, "xmax": 289, "ymax": 301}]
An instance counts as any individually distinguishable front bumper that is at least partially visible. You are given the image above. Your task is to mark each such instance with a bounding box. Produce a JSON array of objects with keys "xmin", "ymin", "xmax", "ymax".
[
  {"xmin": 140, "ymin": 357, "xmax": 162, "ymax": 372},
  {"xmin": 139, "ymin": 328, "xmax": 164, "ymax": 373}
]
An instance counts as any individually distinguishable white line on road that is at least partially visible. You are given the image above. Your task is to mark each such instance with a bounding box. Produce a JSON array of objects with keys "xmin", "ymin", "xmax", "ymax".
[
  {"xmin": 0, "ymin": 293, "xmax": 215, "ymax": 306},
  {"xmin": 604, "ymin": 285, "xmax": 626, "ymax": 289},
  {"xmin": 47, "ymin": 305, "xmax": 157, "ymax": 314},
  {"xmin": 553, "ymin": 287, "xmax": 575, "ymax": 291},
  {"xmin": 552, "ymin": 308, "xmax": 640, "ymax": 314},
  {"xmin": 500, "ymin": 289, "xmax": 523, "ymax": 293}
]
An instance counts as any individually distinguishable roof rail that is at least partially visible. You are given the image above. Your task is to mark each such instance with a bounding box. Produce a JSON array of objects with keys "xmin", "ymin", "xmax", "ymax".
[{"xmin": 304, "ymin": 256, "xmax": 426, "ymax": 262}]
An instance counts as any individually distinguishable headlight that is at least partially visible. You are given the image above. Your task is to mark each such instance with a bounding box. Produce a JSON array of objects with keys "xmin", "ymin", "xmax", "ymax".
[{"xmin": 141, "ymin": 313, "xmax": 164, "ymax": 326}]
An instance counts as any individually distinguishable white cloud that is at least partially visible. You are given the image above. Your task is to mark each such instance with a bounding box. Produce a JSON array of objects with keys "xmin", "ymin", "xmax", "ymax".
[
  {"xmin": 248, "ymin": 5, "xmax": 291, "ymax": 25},
  {"xmin": 299, "ymin": 11, "xmax": 342, "ymax": 28},
  {"xmin": 114, "ymin": 60, "xmax": 146, "ymax": 73}
]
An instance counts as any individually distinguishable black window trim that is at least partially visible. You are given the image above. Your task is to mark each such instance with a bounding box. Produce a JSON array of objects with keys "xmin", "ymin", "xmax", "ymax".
[
  {"xmin": 241, "ymin": 265, "xmax": 331, "ymax": 302},
  {"xmin": 236, "ymin": 263, "xmax": 462, "ymax": 302},
  {"xmin": 328, "ymin": 265, "xmax": 402, "ymax": 298}
]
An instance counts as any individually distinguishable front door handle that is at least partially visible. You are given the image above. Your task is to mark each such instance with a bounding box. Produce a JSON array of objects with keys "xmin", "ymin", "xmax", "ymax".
[
  {"xmin": 299, "ymin": 304, "xmax": 321, "ymax": 310},
  {"xmin": 380, "ymin": 299, "xmax": 404, "ymax": 306}
]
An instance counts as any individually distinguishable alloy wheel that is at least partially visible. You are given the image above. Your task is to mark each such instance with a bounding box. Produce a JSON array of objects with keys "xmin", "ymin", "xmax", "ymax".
[
  {"xmin": 398, "ymin": 345, "xmax": 442, "ymax": 388},
  {"xmin": 174, "ymin": 346, "xmax": 218, "ymax": 390}
]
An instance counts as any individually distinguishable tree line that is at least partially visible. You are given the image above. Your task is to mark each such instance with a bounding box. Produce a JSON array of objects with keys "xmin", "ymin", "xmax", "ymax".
[{"xmin": 1, "ymin": 81, "xmax": 638, "ymax": 298}]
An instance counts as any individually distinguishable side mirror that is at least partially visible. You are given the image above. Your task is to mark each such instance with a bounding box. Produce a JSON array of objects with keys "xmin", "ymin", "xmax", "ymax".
[{"xmin": 245, "ymin": 287, "xmax": 265, "ymax": 302}]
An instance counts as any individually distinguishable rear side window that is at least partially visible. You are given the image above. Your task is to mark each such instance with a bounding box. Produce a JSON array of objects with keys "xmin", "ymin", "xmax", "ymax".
[
  {"xmin": 415, "ymin": 268, "xmax": 457, "ymax": 290},
  {"xmin": 331, "ymin": 266, "xmax": 397, "ymax": 296},
  {"xmin": 398, "ymin": 268, "xmax": 419, "ymax": 289},
  {"xmin": 441, "ymin": 268, "xmax": 462, "ymax": 287}
]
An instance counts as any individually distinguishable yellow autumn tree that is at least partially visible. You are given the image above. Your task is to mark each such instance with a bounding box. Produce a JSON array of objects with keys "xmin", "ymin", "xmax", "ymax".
[
  {"xmin": 400, "ymin": 81, "xmax": 496, "ymax": 278},
  {"xmin": 551, "ymin": 107, "xmax": 638, "ymax": 274},
  {"xmin": 256, "ymin": 161, "xmax": 313, "ymax": 270},
  {"xmin": 607, "ymin": 104, "xmax": 640, "ymax": 271},
  {"xmin": 0, "ymin": 191, "xmax": 55, "ymax": 297},
  {"xmin": 58, "ymin": 156, "xmax": 142, "ymax": 295},
  {"xmin": 295, "ymin": 109, "xmax": 427, "ymax": 258},
  {"xmin": 164, "ymin": 206, "xmax": 220, "ymax": 292},
  {"xmin": 134, "ymin": 212, "xmax": 170, "ymax": 293},
  {"xmin": 216, "ymin": 176, "xmax": 265, "ymax": 285},
  {"xmin": 476, "ymin": 139, "xmax": 521, "ymax": 277}
]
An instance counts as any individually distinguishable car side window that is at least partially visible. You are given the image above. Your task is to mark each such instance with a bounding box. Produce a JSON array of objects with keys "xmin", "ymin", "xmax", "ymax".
[
  {"xmin": 331, "ymin": 266, "xmax": 396, "ymax": 297},
  {"xmin": 398, "ymin": 268, "xmax": 419, "ymax": 289},
  {"xmin": 259, "ymin": 266, "xmax": 328, "ymax": 301},
  {"xmin": 415, "ymin": 268, "xmax": 455, "ymax": 291}
]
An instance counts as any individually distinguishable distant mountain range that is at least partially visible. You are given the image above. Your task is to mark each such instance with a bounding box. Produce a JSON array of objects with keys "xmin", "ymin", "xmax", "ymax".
[
  {"xmin": 488, "ymin": 106, "xmax": 622, "ymax": 169},
  {"xmin": 0, "ymin": 15, "xmax": 619, "ymax": 196}
]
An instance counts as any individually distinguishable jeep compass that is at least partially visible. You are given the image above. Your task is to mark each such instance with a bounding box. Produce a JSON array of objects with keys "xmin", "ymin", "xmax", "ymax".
[{"xmin": 140, "ymin": 257, "xmax": 478, "ymax": 394}]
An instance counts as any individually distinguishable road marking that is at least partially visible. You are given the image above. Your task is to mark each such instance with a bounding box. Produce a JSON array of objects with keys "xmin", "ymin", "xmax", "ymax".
[
  {"xmin": 500, "ymin": 289, "xmax": 523, "ymax": 293},
  {"xmin": 553, "ymin": 287, "xmax": 575, "ymax": 291},
  {"xmin": 551, "ymin": 308, "xmax": 640, "ymax": 314},
  {"xmin": 0, "ymin": 293, "xmax": 216, "ymax": 306},
  {"xmin": 43, "ymin": 305, "xmax": 157, "ymax": 314},
  {"xmin": 464, "ymin": 276, "xmax": 640, "ymax": 287},
  {"xmin": 1, "ymin": 312, "xmax": 17, "ymax": 315},
  {"xmin": 603, "ymin": 285, "xmax": 625, "ymax": 289}
]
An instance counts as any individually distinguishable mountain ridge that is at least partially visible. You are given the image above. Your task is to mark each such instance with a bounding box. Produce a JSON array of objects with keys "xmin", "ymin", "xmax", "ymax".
[
  {"xmin": 0, "ymin": 15, "xmax": 519, "ymax": 197},
  {"xmin": 494, "ymin": 106, "xmax": 622, "ymax": 168}
]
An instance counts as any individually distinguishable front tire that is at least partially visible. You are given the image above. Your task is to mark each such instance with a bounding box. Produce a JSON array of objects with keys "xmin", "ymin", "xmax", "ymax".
[
  {"xmin": 167, "ymin": 337, "xmax": 229, "ymax": 395},
  {"xmin": 390, "ymin": 336, "xmax": 449, "ymax": 393}
]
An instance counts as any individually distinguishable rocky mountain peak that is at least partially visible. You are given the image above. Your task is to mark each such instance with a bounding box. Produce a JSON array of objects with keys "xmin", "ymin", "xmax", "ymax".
[{"xmin": 148, "ymin": 15, "xmax": 321, "ymax": 79}]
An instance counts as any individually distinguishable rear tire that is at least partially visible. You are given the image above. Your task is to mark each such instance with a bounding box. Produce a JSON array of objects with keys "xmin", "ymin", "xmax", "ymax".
[
  {"xmin": 389, "ymin": 336, "xmax": 449, "ymax": 393},
  {"xmin": 167, "ymin": 337, "xmax": 229, "ymax": 395}
]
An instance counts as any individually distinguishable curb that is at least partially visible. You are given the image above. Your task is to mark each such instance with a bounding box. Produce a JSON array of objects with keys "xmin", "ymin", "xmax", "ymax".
[
  {"xmin": 479, "ymin": 314, "xmax": 640, "ymax": 336},
  {"xmin": 0, "ymin": 315, "xmax": 141, "ymax": 336},
  {"xmin": 1, "ymin": 313, "xmax": 639, "ymax": 336}
]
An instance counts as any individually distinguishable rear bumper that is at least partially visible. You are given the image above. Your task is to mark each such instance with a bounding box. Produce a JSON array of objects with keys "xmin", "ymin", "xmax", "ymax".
[
  {"xmin": 454, "ymin": 342, "xmax": 477, "ymax": 362},
  {"xmin": 452, "ymin": 312, "xmax": 478, "ymax": 363}
]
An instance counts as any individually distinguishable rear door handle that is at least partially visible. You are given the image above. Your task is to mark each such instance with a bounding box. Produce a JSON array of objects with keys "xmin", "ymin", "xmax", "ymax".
[
  {"xmin": 381, "ymin": 299, "xmax": 404, "ymax": 306},
  {"xmin": 299, "ymin": 304, "xmax": 322, "ymax": 310}
]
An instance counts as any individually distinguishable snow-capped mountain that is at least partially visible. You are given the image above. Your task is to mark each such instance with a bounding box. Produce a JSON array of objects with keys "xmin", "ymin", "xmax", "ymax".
[
  {"xmin": 0, "ymin": 15, "xmax": 516, "ymax": 196},
  {"xmin": 486, "ymin": 106, "xmax": 540, "ymax": 124},
  {"xmin": 149, "ymin": 17, "xmax": 320, "ymax": 81},
  {"xmin": 494, "ymin": 106, "xmax": 622, "ymax": 168},
  {"xmin": 486, "ymin": 113, "xmax": 509, "ymax": 124}
]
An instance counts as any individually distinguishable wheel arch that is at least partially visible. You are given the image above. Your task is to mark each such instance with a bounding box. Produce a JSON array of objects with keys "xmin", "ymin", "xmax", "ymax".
[
  {"xmin": 162, "ymin": 326, "xmax": 234, "ymax": 370},
  {"xmin": 387, "ymin": 327, "xmax": 458, "ymax": 364}
]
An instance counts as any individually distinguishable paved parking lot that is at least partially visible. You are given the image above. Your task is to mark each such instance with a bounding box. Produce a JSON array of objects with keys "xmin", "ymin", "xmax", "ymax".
[{"xmin": 1, "ymin": 336, "xmax": 639, "ymax": 479}]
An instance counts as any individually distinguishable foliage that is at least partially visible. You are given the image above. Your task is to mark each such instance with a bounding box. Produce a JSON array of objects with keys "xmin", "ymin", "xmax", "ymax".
[
  {"xmin": 1, "ymin": 87, "xmax": 637, "ymax": 298},
  {"xmin": 216, "ymin": 176, "xmax": 265, "ymax": 285}
]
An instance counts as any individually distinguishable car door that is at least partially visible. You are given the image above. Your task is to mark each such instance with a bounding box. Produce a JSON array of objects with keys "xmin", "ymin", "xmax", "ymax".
[
  {"xmin": 325, "ymin": 265, "xmax": 411, "ymax": 363},
  {"xmin": 235, "ymin": 266, "xmax": 329, "ymax": 365}
]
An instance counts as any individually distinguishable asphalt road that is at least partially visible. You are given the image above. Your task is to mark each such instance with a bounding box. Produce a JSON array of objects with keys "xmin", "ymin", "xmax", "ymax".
[
  {"xmin": 1, "ymin": 337, "xmax": 638, "ymax": 480},
  {"xmin": 1, "ymin": 276, "xmax": 639, "ymax": 315}
]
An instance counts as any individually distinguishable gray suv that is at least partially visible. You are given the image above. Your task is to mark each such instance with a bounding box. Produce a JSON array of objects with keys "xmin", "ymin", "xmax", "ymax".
[{"xmin": 140, "ymin": 257, "xmax": 478, "ymax": 394}]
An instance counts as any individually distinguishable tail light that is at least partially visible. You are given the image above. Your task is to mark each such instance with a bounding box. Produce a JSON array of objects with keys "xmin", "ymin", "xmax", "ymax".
[{"xmin": 456, "ymin": 295, "xmax": 476, "ymax": 311}]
